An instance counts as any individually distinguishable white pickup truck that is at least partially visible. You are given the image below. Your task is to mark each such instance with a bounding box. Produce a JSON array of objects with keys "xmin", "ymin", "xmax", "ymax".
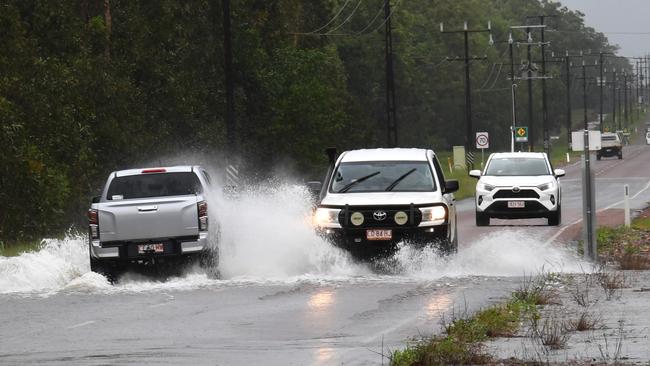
[
  {"xmin": 88, "ymin": 166, "xmax": 216, "ymax": 281},
  {"xmin": 597, "ymin": 132, "xmax": 623, "ymax": 160}
]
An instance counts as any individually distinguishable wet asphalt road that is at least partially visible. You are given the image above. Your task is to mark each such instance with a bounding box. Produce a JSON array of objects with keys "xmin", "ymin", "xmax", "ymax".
[{"xmin": 1, "ymin": 141, "xmax": 649, "ymax": 366}]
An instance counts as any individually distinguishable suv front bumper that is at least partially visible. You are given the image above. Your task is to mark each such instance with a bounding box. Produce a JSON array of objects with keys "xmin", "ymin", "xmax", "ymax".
[
  {"xmin": 318, "ymin": 224, "xmax": 449, "ymax": 250},
  {"xmin": 476, "ymin": 187, "xmax": 559, "ymax": 219}
]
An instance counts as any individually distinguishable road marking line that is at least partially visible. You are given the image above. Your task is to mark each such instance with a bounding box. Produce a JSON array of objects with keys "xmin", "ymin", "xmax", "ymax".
[
  {"xmin": 67, "ymin": 320, "xmax": 96, "ymax": 329},
  {"xmin": 544, "ymin": 179, "xmax": 650, "ymax": 246}
]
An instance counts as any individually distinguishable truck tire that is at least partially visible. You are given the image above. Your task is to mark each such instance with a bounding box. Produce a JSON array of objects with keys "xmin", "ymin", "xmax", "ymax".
[
  {"xmin": 476, "ymin": 212, "xmax": 490, "ymax": 226},
  {"xmin": 441, "ymin": 224, "xmax": 459, "ymax": 255},
  {"xmin": 199, "ymin": 248, "xmax": 220, "ymax": 279},
  {"xmin": 90, "ymin": 257, "xmax": 118, "ymax": 284},
  {"xmin": 618, "ymin": 152, "xmax": 623, "ymax": 160},
  {"xmin": 596, "ymin": 154, "xmax": 601, "ymax": 161}
]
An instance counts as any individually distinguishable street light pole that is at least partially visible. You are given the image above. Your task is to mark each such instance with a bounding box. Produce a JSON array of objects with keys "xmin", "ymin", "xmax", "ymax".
[{"xmin": 509, "ymin": 33, "xmax": 517, "ymax": 152}]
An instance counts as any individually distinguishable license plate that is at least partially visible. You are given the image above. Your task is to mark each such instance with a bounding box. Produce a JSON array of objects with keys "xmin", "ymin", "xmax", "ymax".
[
  {"xmin": 138, "ymin": 243, "xmax": 164, "ymax": 254},
  {"xmin": 507, "ymin": 201, "xmax": 525, "ymax": 208},
  {"xmin": 366, "ymin": 229, "xmax": 392, "ymax": 241}
]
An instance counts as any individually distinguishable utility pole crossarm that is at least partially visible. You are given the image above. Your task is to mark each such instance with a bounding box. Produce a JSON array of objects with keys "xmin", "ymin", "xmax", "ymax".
[{"xmin": 440, "ymin": 21, "xmax": 492, "ymax": 170}]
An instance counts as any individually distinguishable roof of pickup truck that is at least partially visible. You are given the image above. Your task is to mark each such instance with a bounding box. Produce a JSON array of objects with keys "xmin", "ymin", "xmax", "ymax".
[
  {"xmin": 114, "ymin": 165, "xmax": 200, "ymax": 177},
  {"xmin": 339, "ymin": 148, "xmax": 430, "ymax": 163}
]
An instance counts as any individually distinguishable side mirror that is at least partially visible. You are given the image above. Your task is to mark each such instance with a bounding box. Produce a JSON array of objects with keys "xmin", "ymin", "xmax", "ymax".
[
  {"xmin": 444, "ymin": 180, "xmax": 459, "ymax": 194},
  {"xmin": 554, "ymin": 169, "xmax": 566, "ymax": 178},
  {"xmin": 91, "ymin": 196, "xmax": 100, "ymax": 204},
  {"xmin": 469, "ymin": 169, "xmax": 482, "ymax": 178},
  {"xmin": 306, "ymin": 181, "xmax": 322, "ymax": 197}
]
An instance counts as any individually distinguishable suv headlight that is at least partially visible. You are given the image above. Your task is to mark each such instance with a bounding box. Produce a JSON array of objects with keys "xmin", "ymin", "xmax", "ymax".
[
  {"xmin": 537, "ymin": 181, "xmax": 556, "ymax": 191},
  {"xmin": 313, "ymin": 208, "xmax": 342, "ymax": 228},
  {"xmin": 419, "ymin": 206, "xmax": 447, "ymax": 227},
  {"xmin": 477, "ymin": 182, "xmax": 495, "ymax": 192}
]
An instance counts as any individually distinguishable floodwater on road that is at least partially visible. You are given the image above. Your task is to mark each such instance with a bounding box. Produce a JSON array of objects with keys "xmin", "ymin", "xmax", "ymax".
[{"xmin": 0, "ymin": 182, "xmax": 589, "ymax": 297}]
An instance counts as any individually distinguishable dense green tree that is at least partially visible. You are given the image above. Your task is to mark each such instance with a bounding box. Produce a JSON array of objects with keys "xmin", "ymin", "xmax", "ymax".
[{"xmin": 0, "ymin": 0, "xmax": 626, "ymax": 242}]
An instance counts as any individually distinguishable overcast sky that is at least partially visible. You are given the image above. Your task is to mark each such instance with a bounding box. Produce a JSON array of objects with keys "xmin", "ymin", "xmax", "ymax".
[{"xmin": 554, "ymin": 0, "xmax": 649, "ymax": 57}]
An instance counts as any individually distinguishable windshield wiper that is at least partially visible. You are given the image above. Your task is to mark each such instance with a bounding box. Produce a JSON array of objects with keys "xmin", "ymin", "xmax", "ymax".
[
  {"xmin": 337, "ymin": 171, "xmax": 381, "ymax": 193},
  {"xmin": 385, "ymin": 168, "xmax": 417, "ymax": 192}
]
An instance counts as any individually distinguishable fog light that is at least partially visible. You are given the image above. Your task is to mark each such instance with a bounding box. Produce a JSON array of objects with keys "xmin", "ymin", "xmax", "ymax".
[
  {"xmin": 354, "ymin": 238, "xmax": 362, "ymax": 243},
  {"xmin": 478, "ymin": 195, "xmax": 483, "ymax": 205},
  {"xmin": 426, "ymin": 228, "xmax": 435, "ymax": 233},
  {"xmin": 550, "ymin": 195, "xmax": 555, "ymax": 205}
]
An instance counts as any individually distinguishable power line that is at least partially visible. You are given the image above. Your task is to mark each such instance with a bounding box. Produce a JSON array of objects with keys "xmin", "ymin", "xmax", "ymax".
[
  {"xmin": 290, "ymin": 0, "xmax": 403, "ymax": 37},
  {"xmin": 301, "ymin": 0, "xmax": 354, "ymax": 35},
  {"xmin": 350, "ymin": 0, "xmax": 387, "ymax": 35},
  {"xmin": 324, "ymin": 0, "xmax": 363, "ymax": 35}
]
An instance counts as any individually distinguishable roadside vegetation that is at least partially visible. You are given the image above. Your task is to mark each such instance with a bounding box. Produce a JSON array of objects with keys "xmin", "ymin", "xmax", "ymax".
[
  {"xmin": 0, "ymin": 240, "xmax": 42, "ymax": 257},
  {"xmin": 597, "ymin": 209, "xmax": 650, "ymax": 270},
  {"xmin": 0, "ymin": 0, "xmax": 629, "ymax": 244},
  {"xmin": 389, "ymin": 272, "xmax": 563, "ymax": 365}
]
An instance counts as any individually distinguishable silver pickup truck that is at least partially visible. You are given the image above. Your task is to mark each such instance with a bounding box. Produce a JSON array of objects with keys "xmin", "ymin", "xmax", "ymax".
[{"xmin": 88, "ymin": 166, "xmax": 216, "ymax": 281}]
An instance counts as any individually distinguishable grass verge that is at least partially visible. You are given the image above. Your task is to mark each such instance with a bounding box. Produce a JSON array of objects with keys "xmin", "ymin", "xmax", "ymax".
[
  {"xmin": 596, "ymin": 208, "xmax": 650, "ymax": 270},
  {"xmin": 390, "ymin": 297, "xmax": 538, "ymax": 365}
]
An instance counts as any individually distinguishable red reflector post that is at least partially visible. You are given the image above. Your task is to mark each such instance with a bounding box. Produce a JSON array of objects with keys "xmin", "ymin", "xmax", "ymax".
[{"xmin": 142, "ymin": 168, "xmax": 167, "ymax": 174}]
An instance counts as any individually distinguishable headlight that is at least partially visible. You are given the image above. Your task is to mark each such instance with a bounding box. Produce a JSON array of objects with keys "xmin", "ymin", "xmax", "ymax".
[
  {"xmin": 419, "ymin": 206, "xmax": 447, "ymax": 226},
  {"xmin": 313, "ymin": 208, "xmax": 341, "ymax": 228},
  {"xmin": 477, "ymin": 182, "xmax": 495, "ymax": 192},
  {"xmin": 537, "ymin": 181, "xmax": 555, "ymax": 191}
]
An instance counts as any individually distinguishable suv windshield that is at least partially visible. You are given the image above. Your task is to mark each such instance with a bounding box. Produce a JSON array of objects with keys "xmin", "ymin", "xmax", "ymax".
[
  {"xmin": 484, "ymin": 157, "xmax": 550, "ymax": 176},
  {"xmin": 331, "ymin": 161, "xmax": 436, "ymax": 193},
  {"xmin": 107, "ymin": 172, "xmax": 202, "ymax": 200}
]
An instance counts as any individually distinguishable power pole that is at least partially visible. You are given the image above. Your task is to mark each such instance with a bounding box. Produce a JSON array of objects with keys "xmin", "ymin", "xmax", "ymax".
[
  {"xmin": 441, "ymin": 21, "xmax": 492, "ymax": 169},
  {"xmin": 623, "ymin": 71, "xmax": 630, "ymax": 127},
  {"xmin": 565, "ymin": 54, "xmax": 572, "ymax": 150},
  {"xmin": 222, "ymin": 0, "xmax": 236, "ymax": 152},
  {"xmin": 508, "ymin": 33, "xmax": 518, "ymax": 152},
  {"xmin": 575, "ymin": 58, "xmax": 598, "ymax": 261},
  {"xmin": 527, "ymin": 28, "xmax": 534, "ymax": 151},
  {"xmin": 527, "ymin": 15, "xmax": 555, "ymax": 154},
  {"xmin": 612, "ymin": 68, "xmax": 618, "ymax": 130},
  {"xmin": 385, "ymin": 0, "xmax": 397, "ymax": 147},
  {"xmin": 511, "ymin": 25, "xmax": 546, "ymax": 151},
  {"xmin": 599, "ymin": 52, "xmax": 604, "ymax": 131},
  {"xmin": 551, "ymin": 51, "xmax": 581, "ymax": 151}
]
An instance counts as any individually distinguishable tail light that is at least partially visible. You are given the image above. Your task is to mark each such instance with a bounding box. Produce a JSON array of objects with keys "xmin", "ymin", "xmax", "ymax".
[
  {"xmin": 88, "ymin": 209, "xmax": 99, "ymax": 239},
  {"xmin": 197, "ymin": 201, "xmax": 208, "ymax": 231}
]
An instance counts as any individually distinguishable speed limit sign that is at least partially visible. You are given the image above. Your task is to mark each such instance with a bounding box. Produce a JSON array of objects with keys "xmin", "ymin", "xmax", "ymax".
[{"xmin": 476, "ymin": 132, "xmax": 489, "ymax": 149}]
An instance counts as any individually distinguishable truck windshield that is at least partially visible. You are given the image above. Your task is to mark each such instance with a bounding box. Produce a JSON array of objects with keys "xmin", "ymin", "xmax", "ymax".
[
  {"xmin": 107, "ymin": 172, "xmax": 202, "ymax": 200},
  {"xmin": 331, "ymin": 161, "xmax": 436, "ymax": 193},
  {"xmin": 484, "ymin": 158, "xmax": 550, "ymax": 176}
]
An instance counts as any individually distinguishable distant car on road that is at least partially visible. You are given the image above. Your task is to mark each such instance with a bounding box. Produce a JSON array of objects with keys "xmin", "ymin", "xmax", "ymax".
[
  {"xmin": 312, "ymin": 148, "xmax": 459, "ymax": 258},
  {"xmin": 470, "ymin": 152, "xmax": 565, "ymax": 227},
  {"xmin": 88, "ymin": 166, "xmax": 217, "ymax": 281},
  {"xmin": 597, "ymin": 132, "xmax": 623, "ymax": 160}
]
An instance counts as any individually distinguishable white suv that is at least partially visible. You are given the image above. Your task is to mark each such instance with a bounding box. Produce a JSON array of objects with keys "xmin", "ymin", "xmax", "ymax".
[
  {"xmin": 469, "ymin": 152, "xmax": 565, "ymax": 226},
  {"xmin": 312, "ymin": 148, "xmax": 459, "ymax": 258}
]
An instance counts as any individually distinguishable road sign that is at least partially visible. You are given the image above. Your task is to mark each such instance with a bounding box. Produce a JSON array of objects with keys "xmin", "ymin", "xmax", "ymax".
[
  {"xmin": 515, "ymin": 126, "xmax": 528, "ymax": 143},
  {"xmin": 475, "ymin": 132, "xmax": 489, "ymax": 149}
]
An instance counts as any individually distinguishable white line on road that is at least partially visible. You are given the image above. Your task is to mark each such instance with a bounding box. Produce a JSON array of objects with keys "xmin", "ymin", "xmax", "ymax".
[
  {"xmin": 544, "ymin": 179, "xmax": 650, "ymax": 246},
  {"xmin": 66, "ymin": 320, "xmax": 96, "ymax": 329}
]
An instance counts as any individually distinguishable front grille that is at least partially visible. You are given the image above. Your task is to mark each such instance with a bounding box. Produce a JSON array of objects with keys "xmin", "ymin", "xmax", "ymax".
[
  {"xmin": 338, "ymin": 206, "xmax": 422, "ymax": 228},
  {"xmin": 493, "ymin": 189, "xmax": 539, "ymax": 199}
]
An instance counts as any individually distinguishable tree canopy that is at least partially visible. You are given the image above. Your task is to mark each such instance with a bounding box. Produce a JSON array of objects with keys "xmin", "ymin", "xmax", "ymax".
[{"xmin": 0, "ymin": 0, "xmax": 630, "ymax": 241}]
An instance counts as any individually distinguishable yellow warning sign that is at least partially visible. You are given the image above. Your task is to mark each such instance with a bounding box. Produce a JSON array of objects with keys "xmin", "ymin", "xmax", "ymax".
[{"xmin": 515, "ymin": 126, "xmax": 528, "ymax": 142}]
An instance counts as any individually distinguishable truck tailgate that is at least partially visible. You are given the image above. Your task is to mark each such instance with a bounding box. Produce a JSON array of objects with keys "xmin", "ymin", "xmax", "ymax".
[{"xmin": 98, "ymin": 196, "xmax": 199, "ymax": 242}]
